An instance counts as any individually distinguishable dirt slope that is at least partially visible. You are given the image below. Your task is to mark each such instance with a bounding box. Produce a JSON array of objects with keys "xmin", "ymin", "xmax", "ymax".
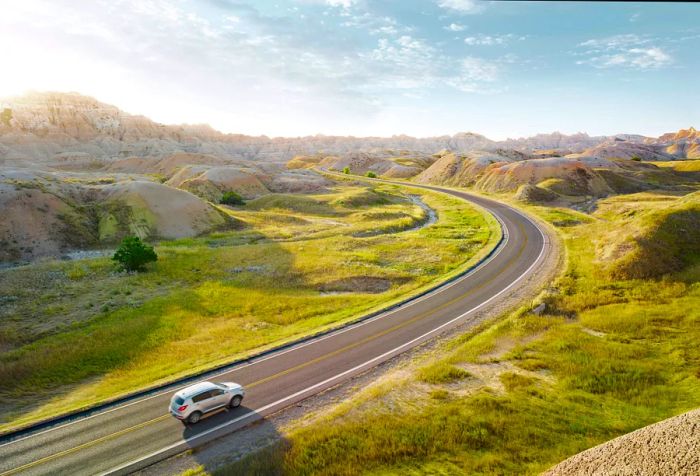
[
  {"xmin": 544, "ymin": 408, "xmax": 700, "ymax": 476},
  {"xmin": 0, "ymin": 170, "xmax": 237, "ymax": 262}
]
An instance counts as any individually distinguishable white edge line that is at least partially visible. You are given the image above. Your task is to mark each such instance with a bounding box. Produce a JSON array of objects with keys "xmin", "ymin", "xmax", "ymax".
[
  {"xmin": 0, "ymin": 191, "xmax": 512, "ymax": 449},
  {"xmin": 104, "ymin": 214, "xmax": 548, "ymax": 475}
]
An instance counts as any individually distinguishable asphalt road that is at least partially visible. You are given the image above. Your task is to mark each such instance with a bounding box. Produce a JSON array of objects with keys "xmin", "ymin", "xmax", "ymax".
[{"xmin": 0, "ymin": 184, "xmax": 551, "ymax": 476}]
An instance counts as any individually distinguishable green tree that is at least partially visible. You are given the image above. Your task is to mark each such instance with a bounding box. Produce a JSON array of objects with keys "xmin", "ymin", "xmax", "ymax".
[
  {"xmin": 366, "ymin": 171, "xmax": 377, "ymax": 178},
  {"xmin": 631, "ymin": 156, "xmax": 642, "ymax": 162},
  {"xmin": 343, "ymin": 166, "xmax": 350, "ymax": 174},
  {"xmin": 220, "ymin": 190, "xmax": 245, "ymax": 206},
  {"xmin": 112, "ymin": 236, "xmax": 157, "ymax": 272}
]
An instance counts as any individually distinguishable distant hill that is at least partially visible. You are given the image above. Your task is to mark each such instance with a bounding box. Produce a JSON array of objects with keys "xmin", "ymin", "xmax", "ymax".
[
  {"xmin": 1, "ymin": 92, "xmax": 697, "ymax": 163},
  {"xmin": 1, "ymin": 91, "xmax": 697, "ymax": 262}
]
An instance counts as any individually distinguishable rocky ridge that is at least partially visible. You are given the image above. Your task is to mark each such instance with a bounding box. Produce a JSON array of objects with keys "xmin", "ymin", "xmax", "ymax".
[{"xmin": 1, "ymin": 91, "xmax": 698, "ymax": 262}]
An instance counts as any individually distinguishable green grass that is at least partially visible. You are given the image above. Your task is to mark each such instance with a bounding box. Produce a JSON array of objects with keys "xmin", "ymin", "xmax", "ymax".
[
  {"xmin": 594, "ymin": 191, "xmax": 700, "ymax": 279},
  {"xmin": 217, "ymin": 191, "xmax": 700, "ymax": 476},
  {"xmin": 417, "ymin": 362, "xmax": 471, "ymax": 384},
  {"xmin": 650, "ymin": 160, "xmax": 700, "ymax": 172},
  {"xmin": 0, "ymin": 182, "xmax": 499, "ymax": 432}
]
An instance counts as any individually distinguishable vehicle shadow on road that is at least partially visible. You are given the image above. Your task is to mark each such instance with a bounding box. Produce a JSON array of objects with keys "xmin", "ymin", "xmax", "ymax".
[{"xmin": 177, "ymin": 405, "xmax": 286, "ymax": 475}]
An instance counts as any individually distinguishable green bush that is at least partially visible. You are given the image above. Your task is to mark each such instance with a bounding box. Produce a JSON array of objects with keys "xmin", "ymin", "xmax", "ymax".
[
  {"xmin": 631, "ymin": 156, "xmax": 642, "ymax": 162},
  {"xmin": 220, "ymin": 190, "xmax": 245, "ymax": 206},
  {"xmin": 112, "ymin": 236, "xmax": 157, "ymax": 272},
  {"xmin": 343, "ymin": 167, "xmax": 350, "ymax": 174},
  {"xmin": 366, "ymin": 171, "xmax": 377, "ymax": 178}
]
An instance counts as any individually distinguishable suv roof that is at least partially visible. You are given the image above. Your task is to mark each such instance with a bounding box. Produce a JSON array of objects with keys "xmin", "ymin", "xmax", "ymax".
[{"xmin": 175, "ymin": 381, "xmax": 221, "ymax": 399}]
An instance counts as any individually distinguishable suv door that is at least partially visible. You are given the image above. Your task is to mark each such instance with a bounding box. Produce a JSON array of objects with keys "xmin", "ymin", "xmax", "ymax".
[
  {"xmin": 208, "ymin": 388, "xmax": 227, "ymax": 409},
  {"xmin": 192, "ymin": 391, "xmax": 213, "ymax": 411}
]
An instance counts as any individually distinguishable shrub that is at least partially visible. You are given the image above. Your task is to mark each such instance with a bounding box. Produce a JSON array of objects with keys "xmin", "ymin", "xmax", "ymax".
[
  {"xmin": 343, "ymin": 166, "xmax": 350, "ymax": 174},
  {"xmin": 631, "ymin": 156, "xmax": 642, "ymax": 162},
  {"xmin": 366, "ymin": 171, "xmax": 377, "ymax": 178},
  {"xmin": 1, "ymin": 108, "xmax": 12, "ymax": 126},
  {"xmin": 220, "ymin": 190, "xmax": 245, "ymax": 206},
  {"xmin": 112, "ymin": 236, "xmax": 157, "ymax": 272}
]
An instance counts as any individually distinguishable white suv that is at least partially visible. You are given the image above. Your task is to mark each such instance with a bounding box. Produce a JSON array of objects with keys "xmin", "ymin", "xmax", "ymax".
[{"xmin": 169, "ymin": 381, "xmax": 245, "ymax": 424}]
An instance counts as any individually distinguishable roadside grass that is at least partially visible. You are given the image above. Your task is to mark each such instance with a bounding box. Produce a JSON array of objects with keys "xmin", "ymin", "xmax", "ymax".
[
  {"xmin": 417, "ymin": 362, "xmax": 471, "ymax": 384},
  {"xmin": 216, "ymin": 191, "xmax": 700, "ymax": 476},
  {"xmin": 0, "ymin": 183, "xmax": 499, "ymax": 432}
]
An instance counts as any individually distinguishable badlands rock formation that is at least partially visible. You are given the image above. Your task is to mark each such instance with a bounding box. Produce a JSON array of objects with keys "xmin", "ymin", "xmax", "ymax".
[
  {"xmin": 657, "ymin": 127, "xmax": 700, "ymax": 159},
  {"xmin": 0, "ymin": 168, "xmax": 237, "ymax": 262},
  {"xmin": 1, "ymin": 91, "xmax": 697, "ymax": 262},
  {"xmin": 414, "ymin": 150, "xmax": 526, "ymax": 187}
]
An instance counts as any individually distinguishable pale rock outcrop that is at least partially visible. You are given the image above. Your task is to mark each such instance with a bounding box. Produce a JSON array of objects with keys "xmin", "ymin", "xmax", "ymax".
[{"xmin": 545, "ymin": 408, "xmax": 700, "ymax": 476}]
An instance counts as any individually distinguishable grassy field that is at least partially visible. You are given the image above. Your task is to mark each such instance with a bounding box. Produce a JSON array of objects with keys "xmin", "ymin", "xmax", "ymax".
[
  {"xmin": 0, "ymin": 182, "xmax": 499, "ymax": 432},
  {"xmin": 650, "ymin": 159, "xmax": 700, "ymax": 172},
  {"xmin": 213, "ymin": 191, "xmax": 700, "ymax": 476}
]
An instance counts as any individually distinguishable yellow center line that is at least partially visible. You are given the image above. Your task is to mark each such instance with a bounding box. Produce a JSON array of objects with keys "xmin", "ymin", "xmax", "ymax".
[
  {"xmin": 2, "ymin": 209, "xmax": 529, "ymax": 476},
  {"xmin": 247, "ymin": 221, "xmax": 526, "ymax": 390},
  {"xmin": 0, "ymin": 414, "xmax": 170, "ymax": 476}
]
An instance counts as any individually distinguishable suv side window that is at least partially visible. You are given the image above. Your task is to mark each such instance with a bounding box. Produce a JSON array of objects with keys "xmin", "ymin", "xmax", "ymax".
[
  {"xmin": 211, "ymin": 389, "xmax": 224, "ymax": 397},
  {"xmin": 192, "ymin": 391, "xmax": 211, "ymax": 403}
]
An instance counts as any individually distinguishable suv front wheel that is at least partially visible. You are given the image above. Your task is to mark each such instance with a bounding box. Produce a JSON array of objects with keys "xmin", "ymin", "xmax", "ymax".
[{"xmin": 229, "ymin": 395, "xmax": 242, "ymax": 408}]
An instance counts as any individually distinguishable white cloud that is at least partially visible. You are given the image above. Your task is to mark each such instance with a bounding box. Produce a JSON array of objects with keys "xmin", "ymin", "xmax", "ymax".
[
  {"xmin": 367, "ymin": 35, "xmax": 502, "ymax": 94},
  {"xmin": 579, "ymin": 34, "xmax": 650, "ymax": 51},
  {"xmin": 447, "ymin": 56, "xmax": 500, "ymax": 92},
  {"xmin": 585, "ymin": 47, "xmax": 672, "ymax": 69},
  {"xmin": 324, "ymin": 0, "xmax": 356, "ymax": 8},
  {"xmin": 464, "ymin": 34, "xmax": 519, "ymax": 46},
  {"xmin": 341, "ymin": 12, "xmax": 404, "ymax": 36},
  {"xmin": 368, "ymin": 35, "xmax": 437, "ymax": 82},
  {"xmin": 577, "ymin": 35, "xmax": 673, "ymax": 70},
  {"xmin": 445, "ymin": 23, "xmax": 466, "ymax": 32},
  {"xmin": 372, "ymin": 25, "xmax": 397, "ymax": 35},
  {"xmin": 437, "ymin": 0, "xmax": 483, "ymax": 14}
]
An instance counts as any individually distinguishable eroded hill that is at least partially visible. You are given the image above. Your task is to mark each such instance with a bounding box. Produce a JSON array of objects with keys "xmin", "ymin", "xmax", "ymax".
[{"xmin": 1, "ymin": 91, "xmax": 698, "ymax": 263}]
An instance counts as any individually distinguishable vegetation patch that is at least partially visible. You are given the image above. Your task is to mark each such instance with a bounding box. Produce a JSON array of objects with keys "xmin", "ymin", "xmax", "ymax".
[
  {"xmin": 418, "ymin": 362, "xmax": 472, "ymax": 384},
  {"xmin": 597, "ymin": 191, "xmax": 700, "ymax": 279},
  {"xmin": 220, "ymin": 190, "xmax": 245, "ymax": 206},
  {"xmin": 246, "ymin": 194, "xmax": 335, "ymax": 215},
  {"xmin": 514, "ymin": 184, "xmax": 558, "ymax": 203},
  {"xmin": 331, "ymin": 189, "xmax": 391, "ymax": 208}
]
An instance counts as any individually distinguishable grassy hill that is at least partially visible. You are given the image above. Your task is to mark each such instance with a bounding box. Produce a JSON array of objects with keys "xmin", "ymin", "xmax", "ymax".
[{"xmin": 597, "ymin": 192, "xmax": 700, "ymax": 279}]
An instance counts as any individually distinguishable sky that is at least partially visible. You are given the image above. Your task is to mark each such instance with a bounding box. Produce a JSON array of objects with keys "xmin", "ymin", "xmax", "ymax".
[{"xmin": 0, "ymin": 0, "xmax": 698, "ymax": 139}]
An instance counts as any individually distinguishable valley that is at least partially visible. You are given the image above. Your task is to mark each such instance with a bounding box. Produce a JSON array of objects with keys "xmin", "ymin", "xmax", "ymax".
[{"xmin": 0, "ymin": 92, "xmax": 698, "ymax": 475}]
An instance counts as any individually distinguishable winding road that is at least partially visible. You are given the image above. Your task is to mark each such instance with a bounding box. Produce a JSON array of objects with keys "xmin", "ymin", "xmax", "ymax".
[{"xmin": 0, "ymin": 183, "xmax": 552, "ymax": 475}]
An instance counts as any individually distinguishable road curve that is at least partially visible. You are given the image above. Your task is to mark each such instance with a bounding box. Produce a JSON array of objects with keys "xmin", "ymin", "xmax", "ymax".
[{"xmin": 0, "ymin": 183, "xmax": 551, "ymax": 476}]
